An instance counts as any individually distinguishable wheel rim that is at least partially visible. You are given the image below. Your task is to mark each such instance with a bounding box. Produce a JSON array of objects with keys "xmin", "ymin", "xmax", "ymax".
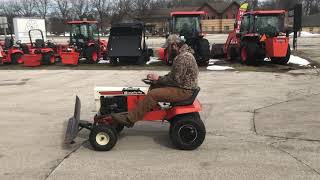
[
  {"xmin": 178, "ymin": 125, "xmax": 198, "ymax": 144},
  {"xmin": 96, "ymin": 132, "xmax": 110, "ymax": 146},
  {"xmin": 241, "ymin": 47, "xmax": 247, "ymax": 62},
  {"xmin": 92, "ymin": 51, "xmax": 98, "ymax": 62}
]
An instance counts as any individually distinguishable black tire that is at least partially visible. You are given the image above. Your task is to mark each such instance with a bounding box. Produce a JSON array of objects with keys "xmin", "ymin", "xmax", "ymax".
[
  {"xmin": 271, "ymin": 45, "xmax": 291, "ymax": 65},
  {"xmin": 89, "ymin": 125, "xmax": 118, "ymax": 151},
  {"xmin": 136, "ymin": 51, "xmax": 148, "ymax": 65},
  {"xmin": 169, "ymin": 113, "xmax": 206, "ymax": 150},
  {"xmin": 196, "ymin": 38, "xmax": 210, "ymax": 65},
  {"xmin": 240, "ymin": 41, "xmax": 258, "ymax": 65},
  {"xmin": 85, "ymin": 46, "xmax": 99, "ymax": 64},
  {"xmin": 11, "ymin": 53, "xmax": 22, "ymax": 64},
  {"xmin": 42, "ymin": 52, "xmax": 55, "ymax": 65},
  {"xmin": 227, "ymin": 46, "xmax": 238, "ymax": 61}
]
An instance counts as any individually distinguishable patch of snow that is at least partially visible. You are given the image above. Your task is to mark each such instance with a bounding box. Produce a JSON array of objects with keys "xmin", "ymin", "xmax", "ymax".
[
  {"xmin": 207, "ymin": 65, "xmax": 234, "ymax": 71},
  {"xmin": 288, "ymin": 55, "xmax": 310, "ymax": 66},
  {"xmin": 290, "ymin": 31, "xmax": 320, "ymax": 37},
  {"xmin": 98, "ymin": 60, "xmax": 109, "ymax": 64},
  {"xmin": 208, "ymin": 59, "xmax": 221, "ymax": 65},
  {"xmin": 146, "ymin": 57, "xmax": 162, "ymax": 65}
]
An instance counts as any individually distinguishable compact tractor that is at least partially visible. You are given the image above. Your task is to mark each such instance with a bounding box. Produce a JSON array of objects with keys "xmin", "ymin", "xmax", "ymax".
[
  {"xmin": 0, "ymin": 24, "xmax": 24, "ymax": 65},
  {"xmin": 212, "ymin": 3, "xmax": 292, "ymax": 65},
  {"xmin": 65, "ymin": 79, "xmax": 206, "ymax": 151},
  {"xmin": 20, "ymin": 29, "xmax": 56, "ymax": 67},
  {"xmin": 158, "ymin": 11, "xmax": 210, "ymax": 66},
  {"xmin": 60, "ymin": 21, "xmax": 107, "ymax": 65}
]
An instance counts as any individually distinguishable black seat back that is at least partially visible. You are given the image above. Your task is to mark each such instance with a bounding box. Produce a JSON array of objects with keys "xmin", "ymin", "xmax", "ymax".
[
  {"xmin": 35, "ymin": 39, "xmax": 45, "ymax": 48},
  {"xmin": 171, "ymin": 87, "xmax": 200, "ymax": 106},
  {"xmin": 20, "ymin": 43, "xmax": 30, "ymax": 54},
  {"xmin": 4, "ymin": 37, "xmax": 13, "ymax": 49}
]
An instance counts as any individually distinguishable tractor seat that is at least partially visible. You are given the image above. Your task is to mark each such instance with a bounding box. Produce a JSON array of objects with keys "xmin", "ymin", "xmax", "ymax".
[
  {"xmin": 4, "ymin": 37, "xmax": 13, "ymax": 49},
  {"xmin": 171, "ymin": 87, "xmax": 200, "ymax": 107}
]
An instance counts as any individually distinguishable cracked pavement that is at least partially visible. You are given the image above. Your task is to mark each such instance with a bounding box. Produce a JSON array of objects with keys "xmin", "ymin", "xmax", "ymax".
[{"xmin": 0, "ymin": 68, "xmax": 319, "ymax": 180}]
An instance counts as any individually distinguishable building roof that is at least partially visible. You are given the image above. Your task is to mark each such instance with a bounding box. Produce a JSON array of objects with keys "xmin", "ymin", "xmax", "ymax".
[
  {"xmin": 140, "ymin": 1, "xmax": 239, "ymax": 19},
  {"xmin": 206, "ymin": 1, "xmax": 238, "ymax": 13},
  {"xmin": 302, "ymin": 13, "xmax": 320, "ymax": 27}
]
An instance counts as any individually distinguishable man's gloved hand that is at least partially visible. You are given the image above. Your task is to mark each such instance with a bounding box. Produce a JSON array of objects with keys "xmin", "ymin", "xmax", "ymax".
[{"xmin": 147, "ymin": 73, "xmax": 159, "ymax": 81}]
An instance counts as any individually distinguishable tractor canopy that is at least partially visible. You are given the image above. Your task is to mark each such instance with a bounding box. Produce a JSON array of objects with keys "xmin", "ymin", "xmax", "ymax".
[
  {"xmin": 240, "ymin": 10, "xmax": 286, "ymax": 36},
  {"xmin": 107, "ymin": 22, "xmax": 146, "ymax": 57},
  {"xmin": 68, "ymin": 21, "xmax": 99, "ymax": 46},
  {"xmin": 171, "ymin": 11, "xmax": 206, "ymax": 39}
]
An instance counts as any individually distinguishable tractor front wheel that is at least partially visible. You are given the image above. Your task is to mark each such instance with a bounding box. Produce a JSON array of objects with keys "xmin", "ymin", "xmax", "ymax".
[
  {"xmin": 169, "ymin": 113, "xmax": 206, "ymax": 150},
  {"xmin": 85, "ymin": 46, "xmax": 99, "ymax": 64},
  {"xmin": 42, "ymin": 52, "xmax": 55, "ymax": 65},
  {"xmin": 240, "ymin": 42, "xmax": 258, "ymax": 65},
  {"xmin": 89, "ymin": 125, "xmax": 118, "ymax": 151},
  {"xmin": 11, "ymin": 53, "xmax": 23, "ymax": 64}
]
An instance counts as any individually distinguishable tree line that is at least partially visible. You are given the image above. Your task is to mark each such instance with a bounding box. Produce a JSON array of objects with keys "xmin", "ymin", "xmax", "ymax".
[{"xmin": 0, "ymin": 0, "xmax": 319, "ymax": 34}]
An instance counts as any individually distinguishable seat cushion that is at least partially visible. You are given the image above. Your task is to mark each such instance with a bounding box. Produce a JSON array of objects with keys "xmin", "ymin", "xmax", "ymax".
[{"xmin": 171, "ymin": 87, "xmax": 200, "ymax": 106}]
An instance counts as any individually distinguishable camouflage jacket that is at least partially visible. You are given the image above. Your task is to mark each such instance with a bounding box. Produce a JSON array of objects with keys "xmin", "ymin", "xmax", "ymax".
[{"xmin": 157, "ymin": 44, "xmax": 199, "ymax": 90}]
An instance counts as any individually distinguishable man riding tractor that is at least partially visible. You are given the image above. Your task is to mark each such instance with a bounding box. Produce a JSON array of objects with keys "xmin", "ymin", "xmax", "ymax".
[{"xmin": 111, "ymin": 37, "xmax": 199, "ymax": 127}]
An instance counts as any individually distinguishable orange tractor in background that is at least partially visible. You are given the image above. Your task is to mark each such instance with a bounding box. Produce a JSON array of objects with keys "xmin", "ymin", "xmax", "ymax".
[
  {"xmin": 158, "ymin": 11, "xmax": 211, "ymax": 66},
  {"xmin": 60, "ymin": 21, "xmax": 107, "ymax": 65},
  {"xmin": 212, "ymin": 2, "xmax": 300, "ymax": 65}
]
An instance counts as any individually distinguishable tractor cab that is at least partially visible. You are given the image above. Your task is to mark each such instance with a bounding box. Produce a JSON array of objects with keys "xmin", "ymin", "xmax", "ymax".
[
  {"xmin": 170, "ymin": 11, "xmax": 206, "ymax": 39},
  {"xmin": 68, "ymin": 21, "xmax": 99, "ymax": 48},
  {"xmin": 240, "ymin": 10, "xmax": 286, "ymax": 37}
]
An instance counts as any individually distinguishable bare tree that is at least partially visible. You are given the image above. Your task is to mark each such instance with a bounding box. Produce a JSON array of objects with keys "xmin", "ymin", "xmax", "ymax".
[
  {"xmin": 70, "ymin": 0, "xmax": 91, "ymax": 19},
  {"xmin": 36, "ymin": 0, "xmax": 51, "ymax": 19},
  {"xmin": 55, "ymin": 0, "xmax": 71, "ymax": 20},
  {"xmin": 19, "ymin": 0, "xmax": 36, "ymax": 16},
  {"xmin": 91, "ymin": 0, "xmax": 112, "ymax": 29}
]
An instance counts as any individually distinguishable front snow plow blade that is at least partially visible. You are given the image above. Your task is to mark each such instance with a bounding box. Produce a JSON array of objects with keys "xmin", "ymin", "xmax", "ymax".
[{"xmin": 65, "ymin": 96, "xmax": 81, "ymax": 144}]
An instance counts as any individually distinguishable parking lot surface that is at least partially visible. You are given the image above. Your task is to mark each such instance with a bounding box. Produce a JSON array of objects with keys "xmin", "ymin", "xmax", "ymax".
[{"xmin": 0, "ymin": 68, "xmax": 320, "ymax": 180}]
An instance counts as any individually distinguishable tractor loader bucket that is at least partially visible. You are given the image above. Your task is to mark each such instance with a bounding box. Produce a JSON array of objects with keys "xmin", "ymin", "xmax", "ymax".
[
  {"xmin": 60, "ymin": 52, "xmax": 80, "ymax": 65},
  {"xmin": 65, "ymin": 96, "xmax": 81, "ymax": 144}
]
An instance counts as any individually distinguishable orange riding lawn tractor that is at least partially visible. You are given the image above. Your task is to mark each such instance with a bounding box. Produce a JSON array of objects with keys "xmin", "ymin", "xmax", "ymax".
[
  {"xmin": 60, "ymin": 21, "xmax": 107, "ymax": 65},
  {"xmin": 158, "ymin": 11, "xmax": 210, "ymax": 66},
  {"xmin": 212, "ymin": 3, "xmax": 301, "ymax": 65},
  {"xmin": 0, "ymin": 24, "xmax": 24, "ymax": 65},
  {"xmin": 20, "ymin": 29, "xmax": 56, "ymax": 67}
]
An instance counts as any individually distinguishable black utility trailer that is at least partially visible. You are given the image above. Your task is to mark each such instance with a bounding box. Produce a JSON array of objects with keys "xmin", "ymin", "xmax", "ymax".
[{"xmin": 107, "ymin": 22, "xmax": 152, "ymax": 65}]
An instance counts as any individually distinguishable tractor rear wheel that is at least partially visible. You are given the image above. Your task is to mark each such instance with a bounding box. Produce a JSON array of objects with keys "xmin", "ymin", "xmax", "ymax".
[
  {"xmin": 271, "ymin": 45, "xmax": 291, "ymax": 65},
  {"xmin": 85, "ymin": 46, "xmax": 99, "ymax": 64},
  {"xmin": 42, "ymin": 52, "xmax": 55, "ymax": 65},
  {"xmin": 169, "ymin": 113, "xmax": 206, "ymax": 150},
  {"xmin": 89, "ymin": 125, "xmax": 118, "ymax": 151},
  {"xmin": 11, "ymin": 53, "xmax": 23, "ymax": 64}
]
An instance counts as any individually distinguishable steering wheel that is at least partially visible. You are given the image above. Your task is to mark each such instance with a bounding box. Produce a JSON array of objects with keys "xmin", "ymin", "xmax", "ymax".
[{"xmin": 142, "ymin": 79, "xmax": 153, "ymax": 85}]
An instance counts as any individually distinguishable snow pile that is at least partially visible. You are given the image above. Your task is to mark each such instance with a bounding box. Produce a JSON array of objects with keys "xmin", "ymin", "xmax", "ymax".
[
  {"xmin": 208, "ymin": 59, "xmax": 221, "ymax": 65},
  {"xmin": 207, "ymin": 65, "xmax": 234, "ymax": 71},
  {"xmin": 98, "ymin": 60, "xmax": 109, "ymax": 64},
  {"xmin": 288, "ymin": 55, "xmax": 310, "ymax": 66},
  {"xmin": 146, "ymin": 57, "xmax": 162, "ymax": 65},
  {"xmin": 290, "ymin": 31, "xmax": 320, "ymax": 37}
]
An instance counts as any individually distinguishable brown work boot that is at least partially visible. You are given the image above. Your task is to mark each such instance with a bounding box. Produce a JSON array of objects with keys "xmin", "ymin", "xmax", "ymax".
[{"xmin": 111, "ymin": 113, "xmax": 134, "ymax": 128}]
